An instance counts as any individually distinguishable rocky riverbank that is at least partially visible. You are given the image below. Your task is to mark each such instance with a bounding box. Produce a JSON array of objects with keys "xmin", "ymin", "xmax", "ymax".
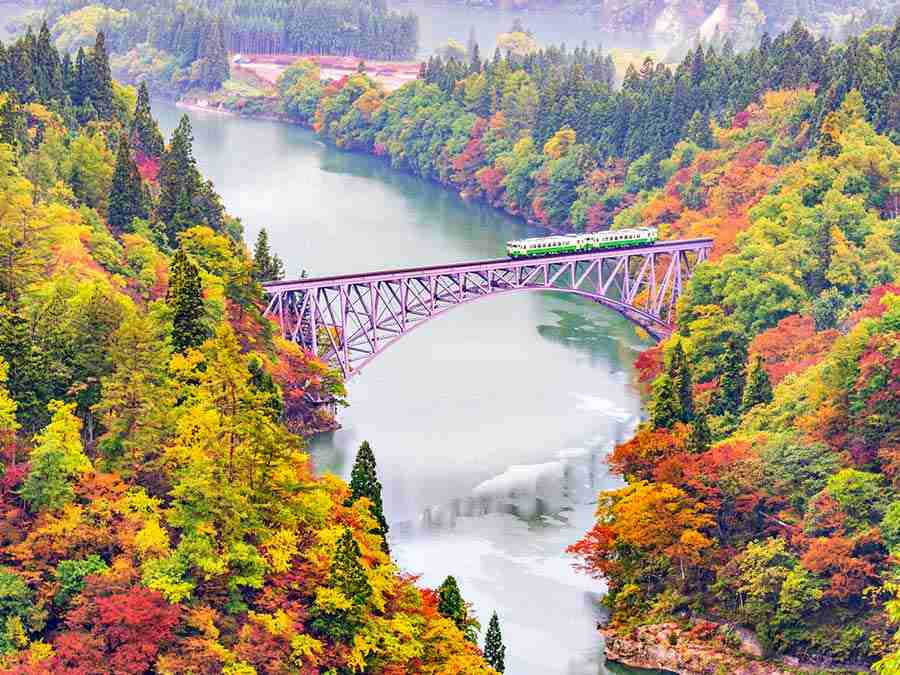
[{"xmin": 603, "ymin": 623, "xmax": 870, "ymax": 674}]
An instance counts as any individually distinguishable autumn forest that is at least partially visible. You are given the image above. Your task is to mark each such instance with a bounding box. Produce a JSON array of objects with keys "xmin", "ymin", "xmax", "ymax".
[{"xmin": 0, "ymin": 0, "xmax": 898, "ymax": 672}]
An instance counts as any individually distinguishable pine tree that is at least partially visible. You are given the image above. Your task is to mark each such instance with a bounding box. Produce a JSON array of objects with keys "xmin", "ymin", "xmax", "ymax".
[
  {"xmin": 715, "ymin": 338, "xmax": 747, "ymax": 415},
  {"xmin": 742, "ymin": 354, "xmax": 773, "ymax": 412},
  {"xmin": 159, "ymin": 115, "xmax": 202, "ymax": 243},
  {"xmin": 438, "ymin": 575, "xmax": 470, "ymax": 638},
  {"xmin": 108, "ymin": 134, "xmax": 145, "ymax": 231},
  {"xmin": 685, "ymin": 110, "xmax": 714, "ymax": 149},
  {"xmin": 199, "ymin": 19, "xmax": 230, "ymax": 91},
  {"xmin": 130, "ymin": 82, "xmax": 165, "ymax": 158},
  {"xmin": 88, "ymin": 32, "xmax": 114, "ymax": 120},
  {"xmin": 688, "ymin": 411, "xmax": 712, "ymax": 453},
  {"xmin": 252, "ymin": 228, "xmax": 285, "ymax": 281},
  {"xmin": 668, "ymin": 340, "xmax": 694, "ymax": 423},
  {"xmin": 71, "ymin": 47, "xmax": 87, "ymax": 106},
  {"xmin": 651, "ymin": 374, "xmax": 680, "ymax": 430},
  {"xmin": 167, "ymin": 249, "xmax": 208, "ymax": 353},
  {"xmin": 330, "ymin": 529, "xmax": 372, "ymax": 606},
  {"xmin": 484, "ymin": 612, "xmax": 506, "ymax": 672},
  {"xmin": 347, "ymin": 440, "xmax": 389, "ymax": 553}
]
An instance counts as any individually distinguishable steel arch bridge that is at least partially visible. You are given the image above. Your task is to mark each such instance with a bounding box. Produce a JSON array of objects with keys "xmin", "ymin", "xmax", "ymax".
[{"xmin": 263, "ymin": 238, "xmax": 713, "ymax": 378}]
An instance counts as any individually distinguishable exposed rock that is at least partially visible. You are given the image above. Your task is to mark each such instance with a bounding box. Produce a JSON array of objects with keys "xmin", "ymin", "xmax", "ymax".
[{"xmin": 602, "ymin": 622, "xmax": 869, "ymax": 674}]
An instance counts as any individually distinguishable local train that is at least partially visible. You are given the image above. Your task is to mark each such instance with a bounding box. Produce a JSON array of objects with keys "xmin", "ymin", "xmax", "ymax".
[{"xmin": 506, "ymin": 227, "xmax": 659, "ymax": 258}]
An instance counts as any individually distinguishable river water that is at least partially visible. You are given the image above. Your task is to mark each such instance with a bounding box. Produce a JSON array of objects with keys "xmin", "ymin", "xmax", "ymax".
[
  {"xmin": 154, "ymin": 101, "xmax": 651, "ymax": 675},
  {"xmin": 389, "ymin": 0, "xmax": 658, "ymax": 57}
]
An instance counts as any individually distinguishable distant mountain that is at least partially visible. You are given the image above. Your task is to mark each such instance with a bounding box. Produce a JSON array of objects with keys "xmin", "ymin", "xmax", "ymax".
[{"xmin": 598, "ymin": 0, "xmax": 898, "ymax": 46}]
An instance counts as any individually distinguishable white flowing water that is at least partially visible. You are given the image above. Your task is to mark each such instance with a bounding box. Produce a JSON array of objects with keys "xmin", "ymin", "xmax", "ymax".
[{"xmin": 154, "ymin": 102, "xmax": 654, "ymax": 674}]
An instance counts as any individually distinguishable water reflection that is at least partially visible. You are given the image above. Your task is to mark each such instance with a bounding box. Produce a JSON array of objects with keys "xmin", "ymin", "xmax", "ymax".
[{"xmin": 154, "ymin": 100, "xmax": 653, "ymax": 675}]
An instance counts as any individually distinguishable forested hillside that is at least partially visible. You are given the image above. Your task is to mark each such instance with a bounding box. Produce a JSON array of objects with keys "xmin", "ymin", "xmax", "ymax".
[
  {"xmin": 36, "ymin": 0, "xmax": 418, "ymax": 94},
  {"xmin": 267, "ymin": 18, "xmax": 900, "ymax": 668},
  {"xmin": 569, "ymin": 88, "xmax": 900, "ymax": 668},
  {"xmin": 0, "ymin": 29, "xmax": 497, "ymax": 674},
  {"xmin": 268, "ymin": 20, "xmax": 899, "ymax": 231}
]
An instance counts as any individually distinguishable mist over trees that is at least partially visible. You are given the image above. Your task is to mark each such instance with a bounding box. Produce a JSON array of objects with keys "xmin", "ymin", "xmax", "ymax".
[{"xmin": 44, "ymin": 0, "xmax": 419, "ymax": 61}]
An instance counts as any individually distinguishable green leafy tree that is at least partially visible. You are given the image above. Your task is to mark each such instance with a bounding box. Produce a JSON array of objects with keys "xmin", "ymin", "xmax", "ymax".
[
  {"xmin": 20, "ymin": 401, "xmax": 92, "ymax": 512},
  {"xmin": 742, "ymin": 354, "xmax": 773, "ymax": 412},
  {"xmin": 54, "ymin": 555, "xmax": 109, "ymax": 606},
  {"xmin": 108, "ymin": 134, "xmax": 145, "ymax": 231},
  {"xmin": 167, "ymin": 248, "xmax": 209, "ymax": 353},
  {"xmin": 484, "ymin": 611, "xmax": 506, "ymax": 672},
  {"xmin": 347, "ymin": 440, "xmax": 389, "ymax": 553}
]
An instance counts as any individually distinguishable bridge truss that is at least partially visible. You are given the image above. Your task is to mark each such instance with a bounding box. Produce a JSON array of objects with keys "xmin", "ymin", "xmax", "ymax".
[{"xmin": 263, "ymin": 239, "xmax": 713, "ymax": 378}]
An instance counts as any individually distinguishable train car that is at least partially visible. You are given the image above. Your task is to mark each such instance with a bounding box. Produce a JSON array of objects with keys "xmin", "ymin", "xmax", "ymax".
[{"xmin": 506, "ymin": 227, "xmax": 658, "ymax": 258}]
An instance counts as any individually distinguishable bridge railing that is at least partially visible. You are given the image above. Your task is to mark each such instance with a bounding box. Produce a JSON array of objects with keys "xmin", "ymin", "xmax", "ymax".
[{"xmin": 263, "ymin": 238, "xmax": 713, "ymax": 377}]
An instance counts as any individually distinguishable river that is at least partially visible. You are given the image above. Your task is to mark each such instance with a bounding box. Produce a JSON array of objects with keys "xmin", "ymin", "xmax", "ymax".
[
  {"xmin": 389, "ymin": 0, "xmax": 659, "ymax": 57},
  {"xmin": 153, "ymin": 101, "xmax": 652, "ymax": 675}
]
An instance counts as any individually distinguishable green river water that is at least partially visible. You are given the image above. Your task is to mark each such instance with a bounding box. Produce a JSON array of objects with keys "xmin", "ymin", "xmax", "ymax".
[{"xmin": 153, "ymin": 101, "xmax": 653, "ymax": 675}]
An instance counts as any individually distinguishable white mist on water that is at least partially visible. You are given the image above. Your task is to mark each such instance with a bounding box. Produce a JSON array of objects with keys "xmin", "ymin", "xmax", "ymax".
[{"xmin": 153, "ymin": 101, "xmax": 652, "ymax": 674}]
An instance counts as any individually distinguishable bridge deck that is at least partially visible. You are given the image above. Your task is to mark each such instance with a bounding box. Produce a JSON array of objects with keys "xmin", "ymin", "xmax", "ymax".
[{"xmin": 262, "ymin": 238, "xmax": 714, "ymax": 291}]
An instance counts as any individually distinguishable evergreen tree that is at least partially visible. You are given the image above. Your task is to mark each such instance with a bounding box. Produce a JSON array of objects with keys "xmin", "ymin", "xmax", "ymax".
[
  {"xmin": 685, "ymin": 110, "xmax": 714, "ymax": 148},
  {"xmin": 199, "ymin": 19, "xmax": 230, "ymax": 90},
  {"xmin": 159, "ymin": 115, "xmax": 202, "ymax": 243},
  {"xmin": 668, "ymin": 340, "xmax": 694, "ymax": 423},
  {"xmin": 438, "ymin": 575, "xmax": 473, "ymax": 640},
  {"xmin": 167, "ymin": 249, "xmax": 208, "ymax": 353},
  {"xmin": 346, "ymin": 440, "xmax": 389, "ymax": 553},
  {"xmin": 714, "ymin": 338, "xmax": 747, "ymax": 415},
  {"xmin": 34, "ymin": 22, "xmax": 63, "ymax": 102},
  {"xmin": 330, "ymin": 529, "xmax": 371, "ymax": 606},
  {"xmin": 688, "ymin": 411, "xmax": 712, "ymax": 453},
  {"xmin": 130, "ymin": 82, "xmax": 165, "ymax": 158},
  {"xmin": 484, "ymin": 612, "xmax": 506, "ymax": 672},
  {"xmin": 252, "ymin": 228, "xmax": 285, "ymax": 281},
  {"xmin": 71, "ymin": 47, "xmax": 87, "ymax": 106},
  {"xmin": 651, "ymin": 374, "xmax": 680, "ymax": 430},
  {"xmin": 88, "ymin": 32, "xmax": 114, "ymax": 120},
  {"xmin": 108, "ymin": 134, "xmax": 145, "ymax": 231},
  {"xmin": 742, "ymin": 354, "xmax": 773, "ymax": 412}
]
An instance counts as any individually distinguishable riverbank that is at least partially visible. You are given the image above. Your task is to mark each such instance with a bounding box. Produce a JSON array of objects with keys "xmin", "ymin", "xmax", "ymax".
[{"xmin": 603, "ymin": 623, "xmax": 871, "ymax": 674}]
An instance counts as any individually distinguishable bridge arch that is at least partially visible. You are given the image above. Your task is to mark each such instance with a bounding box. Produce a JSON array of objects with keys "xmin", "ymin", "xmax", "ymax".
[{"xmin": 263, "ymin": 239, "xmax": 712, "ymax": 378}]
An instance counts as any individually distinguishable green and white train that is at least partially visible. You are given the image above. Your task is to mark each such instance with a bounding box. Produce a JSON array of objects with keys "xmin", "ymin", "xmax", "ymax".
[{"xmin": 506, "ymin": 227, "xmax": 659, "ymax": 258}]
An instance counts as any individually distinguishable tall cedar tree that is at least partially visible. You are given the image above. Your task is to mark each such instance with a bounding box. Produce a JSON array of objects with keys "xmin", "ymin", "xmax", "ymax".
[
  {"xmin": 331, "ymin": 529, "xmax": 372, "ymax": 606},
  {"xmin": 346, "ymin": 440, "xmax": 390, "ymax": 553},
  {"xmin": 715, "ymin": 338, "xmax": 747, "ymax": 415},
  {"xmin": 688, "ymin": 411, "xmax": 712, "ymax": 453},
  {"xmin": 130, "ymin": 82, "xmax": 165, "ymax": 158},
  {"xmin": 651, "ymin": 374, "xmax": 680, "ymax": 430},
  {"xmin": 167, "ymin": 249, "xmax": 208, "ymax": 353},
  {"xmin": 438, "ymin": 575, "xmax": 474, "ymax": 641},
  {"xmin": 484, "ymin": 612, "xmax": 506, "ymax": 672},
  {"xmin": 158, "ymin": 115, "xmax": 202, "ymax": 244},
  {"xmin": 742, "ymin": 354, "xmax": 773, "ymax": 412},
  {"xmin": 108, "ymin": 135, "xmax": 145, "ymax": 232},
  {"xmin": 252, "ymin": 228, "xmax": 285, "ymax": 281},
  {"xmin": 88, "ymin": 32, "xmax": 114, "ymax": 120},
  {"xmin": 669, "ymin": 340, "xmax": 694, "ymax": 423},
  {"xmin": 200, "ymin": 19, "xmax": 230, "ymax": 90}
]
